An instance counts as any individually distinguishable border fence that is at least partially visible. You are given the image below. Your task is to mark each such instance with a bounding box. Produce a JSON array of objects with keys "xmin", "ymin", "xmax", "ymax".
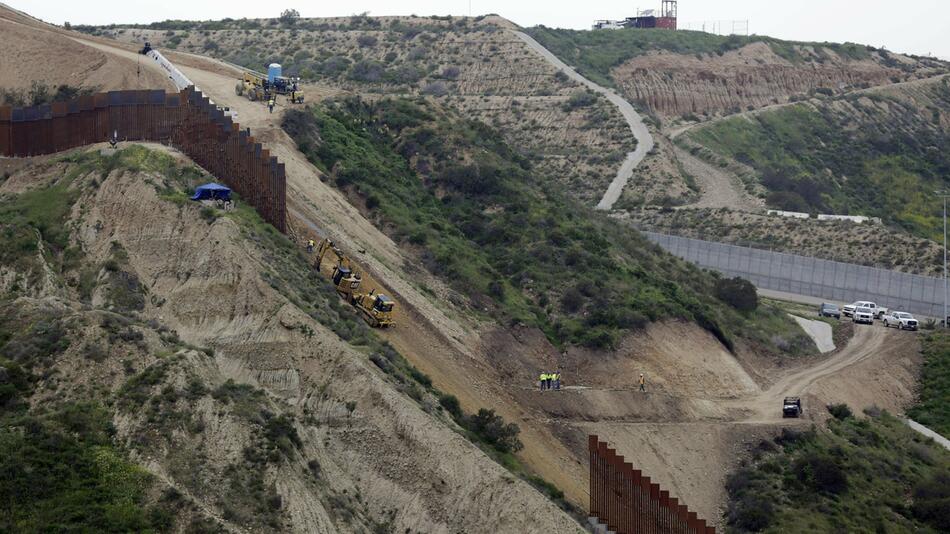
[
  {"xmin": 589, "ymin": 435, "xmax": 715, "ymax": 534},
  {"xmin": 0, "ymin": 87, "xmax": 286, "ymax": 232},
  {"xmin": 643, "ymin": 231, "xmax": 945, "ymax": 318}
]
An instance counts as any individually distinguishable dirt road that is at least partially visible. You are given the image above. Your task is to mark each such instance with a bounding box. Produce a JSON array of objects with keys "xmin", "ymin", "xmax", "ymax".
[
  {"xmin": 512, "ymin": 31, "xmax": 654, "ymax": 211},
  {"xmin": 674, "ymin": 144, "xmax": 762, "ymax": 210},
  {"xmin": 727, "ymin": 325, "xmax": 887, "ymax": 422}
]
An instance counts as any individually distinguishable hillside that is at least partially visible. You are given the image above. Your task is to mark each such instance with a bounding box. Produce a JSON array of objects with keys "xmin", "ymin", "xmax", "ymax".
[
  {"xmin": 725, "ymin": 411, "xmax": 950, "ymax": 533},
  {"xmin": 0, "ymin": 145, "xmax": 584, "ymax": 532},
  {"xmin": 626, "ymin": 208, "xmax": 945, "ymax": 276},
  {"xmin": 3, "ymin": 7, "xmax": 941, "ymax": 529},
  {"xmin": 686, "ymin": 75, "xmax": 950, "ymax": 241},
  {"xmin": 525, "ymin": 26, "xmax": 948, "ymax": 119},
  {"xmin": 0, "ymin": 6, "xmax": 172, "ymax": 96},
  {"xmin": 82, "ymin": 15, "xmax": 644, "ymax": 206}
]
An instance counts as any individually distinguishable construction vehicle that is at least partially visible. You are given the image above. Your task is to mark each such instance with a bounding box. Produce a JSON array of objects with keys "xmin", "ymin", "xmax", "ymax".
[
  {"xmin": 782, "ymin": 397, "xmax": 803, "ymax": 418},
  {"xmin": 351, "ymin": 289, "xmax": 395, "ymax": 328},
  {"xmin": 239, "ymin": 71, "xmax": 271, "ymax": 102},
  {"xmin": 311, "ymin": 237, "xmax": 395, "ymax": 327},
  {"xmin": 237, "ymin": 66, "xmax": 304, "ymax": 104},
  {"xmin": 331, "ymin": 264, "xmax": 362, "ymax": 299},
  {"xmin": 313, "ymin": 238, "xmax": 340, "ymax": 272}
]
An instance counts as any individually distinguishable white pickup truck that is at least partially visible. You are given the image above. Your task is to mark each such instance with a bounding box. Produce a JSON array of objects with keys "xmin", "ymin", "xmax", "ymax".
[{"xmin": 842, "ymin": 301, "xmax": 888, "ymax": 319}]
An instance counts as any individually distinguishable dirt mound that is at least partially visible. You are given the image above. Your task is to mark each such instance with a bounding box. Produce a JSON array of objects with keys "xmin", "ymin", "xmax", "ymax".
[{"xmin": 0, "ymin": 6, "xmax": 172, "ymax": 92}]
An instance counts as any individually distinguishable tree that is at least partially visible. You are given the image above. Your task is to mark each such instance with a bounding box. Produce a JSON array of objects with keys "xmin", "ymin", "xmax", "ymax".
[
  {"xmin": 279, "ymin": 9, "xmax": 300, "ymax": 25},
  {"xmin": 714, "ymin": 276, "xmax": 758, "ymax": 312}
]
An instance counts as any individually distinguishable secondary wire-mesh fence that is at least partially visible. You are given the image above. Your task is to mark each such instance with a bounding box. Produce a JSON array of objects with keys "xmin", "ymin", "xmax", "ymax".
[
  {"xmin": 0, "ymin": 87, "xmax": 286, "ymax": 232},
  {"xmin": 643, "ymin": 231, "xmax": 946, "ymax": 318}
]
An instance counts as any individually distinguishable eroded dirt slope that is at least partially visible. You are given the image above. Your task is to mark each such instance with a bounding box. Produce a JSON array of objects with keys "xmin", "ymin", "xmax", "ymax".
[
  {"xmin": 2, "ymin": 147, "xmax": 585, "ymax": 533},
  {"xmin": 615, "ymin": 41, "xmax": 945, "ymax": 118}
]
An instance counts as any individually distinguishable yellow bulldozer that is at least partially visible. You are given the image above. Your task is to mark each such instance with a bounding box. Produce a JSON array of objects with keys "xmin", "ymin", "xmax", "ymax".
[
  {"xmin": 311, "ymin": 237, "xmax": 396, "ymax": 328},
  {"xmin": 351, "ymin": 290, "xmax": 395, "ymax": 328}
]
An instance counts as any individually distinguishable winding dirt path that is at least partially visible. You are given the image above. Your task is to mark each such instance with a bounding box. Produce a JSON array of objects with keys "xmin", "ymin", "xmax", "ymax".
[
  {"xmin": 512, "ymin": 31, "xmax": 654, "ymax": 211},
  {"xmin": 674, "ymin": 144, "xmax": 762, "ymax": 210}
]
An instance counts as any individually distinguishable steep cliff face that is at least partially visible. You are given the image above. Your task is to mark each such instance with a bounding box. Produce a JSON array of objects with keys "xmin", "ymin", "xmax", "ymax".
[{"xmin": 612, "ymin": 41, "xmax": 943, "ymax": 118}]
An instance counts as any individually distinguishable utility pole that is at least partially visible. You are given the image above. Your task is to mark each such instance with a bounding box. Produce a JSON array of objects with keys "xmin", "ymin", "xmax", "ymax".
[{"xmin": 938, "ymin": 191, "xmax": 949, "ymax": 327}]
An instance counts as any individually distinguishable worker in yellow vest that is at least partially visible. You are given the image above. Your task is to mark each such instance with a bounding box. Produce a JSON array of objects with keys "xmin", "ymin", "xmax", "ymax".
[
  {"xmin": 268, "ymin": 98, "xmax": 275, "ymax": 114},
  {"xmin": 307, "ymin": 239, "xmax": 315, "ymax": 253},
  {"xmin": 539, "ymin": 372, "xmax": 547, "ymax": 391}
]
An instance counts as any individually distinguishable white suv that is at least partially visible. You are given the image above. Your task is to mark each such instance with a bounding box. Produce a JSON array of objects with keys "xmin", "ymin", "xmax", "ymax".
[
  {"xmin": 883, "ymin": 311, "xmax": 918, "ymax": 331},
  {"xmin": 852, "ymin": 306, "xmax": 874, "ymax": 325},
  {"xmin": 843, "ymin": 301, "xmax": 888, "ymax": 319}
]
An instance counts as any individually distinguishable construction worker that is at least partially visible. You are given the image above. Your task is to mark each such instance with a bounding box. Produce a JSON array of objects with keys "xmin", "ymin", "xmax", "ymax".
[
  {"xmin": 538, "ymin": 372, "xmax": 546, "ymax": 391},
  {"xmin": 545, "ymin": 373, "xmax": 553, "ymax": 391},
  {"xmin": 554, "ymin": 370, "xmax": 561, "ymax": 390},
  {"xmin": 307, "ymin": 239, "xmax": 315, "ymax": 253},
  {"xmin": 639, "ymin": 373, "xmax": 646, "ymax": 393},
  {"xmin": 268, "ymin": 98, "xmax": 275, "ymax": 114}
]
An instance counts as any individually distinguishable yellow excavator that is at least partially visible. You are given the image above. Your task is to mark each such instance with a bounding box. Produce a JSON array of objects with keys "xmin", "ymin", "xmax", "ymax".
[{"xmin": 331, "ymin": 263, "xmax": 362, "ymax": 300}]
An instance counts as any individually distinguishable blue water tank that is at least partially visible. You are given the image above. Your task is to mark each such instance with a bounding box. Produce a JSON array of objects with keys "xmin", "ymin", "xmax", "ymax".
[{"xmin": 267, "ymin": 63, "xmax": 282, "ymax": 83}]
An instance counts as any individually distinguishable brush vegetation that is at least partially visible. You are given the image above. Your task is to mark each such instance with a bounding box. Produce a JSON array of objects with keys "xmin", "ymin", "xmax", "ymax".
[
  {"xmin": 907, "ymin": 331, "xmax": 950, "ymax": 436},
  {"xmin": 523, "ymin": 27, "xmax": 875, "ymax": 88},
  {"xmin": 688, "ymin": 80, "xmax": 950, "ymax": 240},
  {"xmin": 283, "ymin": 97, "xmax": 812, "ymax": 354},
  {"xmin": 725, "ymin": 410, "xmax": 950, "ymax": 533}
]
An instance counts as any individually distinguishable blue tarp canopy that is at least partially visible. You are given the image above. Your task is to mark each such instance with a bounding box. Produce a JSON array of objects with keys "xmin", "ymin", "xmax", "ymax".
[{"xmin": 191, "ymin": 182, "xmax": 231, "ymax": 201}]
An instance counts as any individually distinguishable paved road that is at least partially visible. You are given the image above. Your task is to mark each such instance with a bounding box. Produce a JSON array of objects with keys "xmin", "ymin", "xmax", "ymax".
[
  {"xmin": 512, "ymin": 31, "xmax": 654, "ymax": 210},
  {"xmin": 906, "ymin": 419, "xmax": 950, "ymax": 451}
]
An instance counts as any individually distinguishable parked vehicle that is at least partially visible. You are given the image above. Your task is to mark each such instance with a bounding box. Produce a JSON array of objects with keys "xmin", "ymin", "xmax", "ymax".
[
  {"xmin": 818, "ymin": 303, "xmax": 841, "ymax": 319},
  {"xmin": 852, "ymin": 306, "xmax": 874, "ymax": 325},
  {"xmin": 783, "ymin": 397, "xmax": 803, "ymax": 418},
  {"xmin": 843, "ymin": 301, "xmax": 888, "ymax": 319},
  {"xmin": 883, "ymin": 311, "xmax": 918, "ymax": 331}
]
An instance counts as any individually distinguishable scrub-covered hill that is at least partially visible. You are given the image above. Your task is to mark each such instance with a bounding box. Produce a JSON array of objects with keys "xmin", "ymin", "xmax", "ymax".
[
  {"xmin": 0, "ymin": 145, "xmax": 585, "ymax": 533},
  {"xmin": 80, "ymin": 15, "xmax": 644, "ymax": 206}
]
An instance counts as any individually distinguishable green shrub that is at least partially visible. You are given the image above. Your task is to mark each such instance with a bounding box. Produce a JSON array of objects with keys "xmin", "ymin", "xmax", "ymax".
[
  {"xmin": 0, "ymin": 403, "xmax": 159, "ymax": 531},
  {"xmin": 907, "ymin": 331, "xmax": 950, "ymax": 435},
  {"xmin": 465, "ymin": 408, "xmax": 523, "ymax": 454},
  {"xmin": 793, "ymin": 454, "xmax": 848, "ymax": 494},
  {"xmin": 714, "ymin": 276, "xmax": 758, "ymax": 312},
  {"xmin": 438, "ymin": 393, "xmax": 462, "ymax": 419},
  {"xmin": 827, "ymin": 403, "xmax": 853, "ymax": 420},
  {"xmin": 912, "ymin": 471, "xmax": 950, "ymax": 531}
]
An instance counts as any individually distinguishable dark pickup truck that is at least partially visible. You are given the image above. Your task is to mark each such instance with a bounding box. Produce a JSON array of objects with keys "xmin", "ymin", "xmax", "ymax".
[{"xmin": 783, "ymin": 397, "xmax": 803, "ymax": 418}]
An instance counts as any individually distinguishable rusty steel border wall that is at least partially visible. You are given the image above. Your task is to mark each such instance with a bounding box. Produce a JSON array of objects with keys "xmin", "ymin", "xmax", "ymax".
[
  {"xmin": 589, "ymin": 436, "xmax": 716, "ymax": 534},
  {"xmin": 0, "ymin": 87, "xmax": 286, "ymax": 233}
]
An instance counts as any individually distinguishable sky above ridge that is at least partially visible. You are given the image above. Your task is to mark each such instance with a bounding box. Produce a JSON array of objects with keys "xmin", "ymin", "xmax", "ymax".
[{"xmin": 8, "ymin": 0, "xmax": 949, "ymax": 59}]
